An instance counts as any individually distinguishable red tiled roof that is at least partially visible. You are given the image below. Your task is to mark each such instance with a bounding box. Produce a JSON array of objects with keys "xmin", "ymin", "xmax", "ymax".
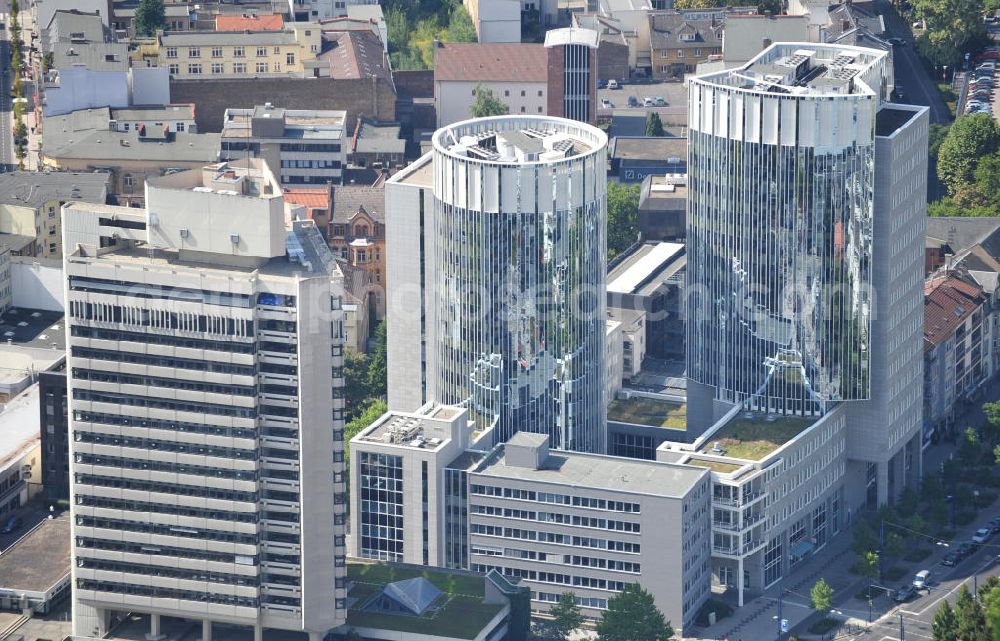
[
  {"xmin": 284, "ymin": 188, "xmax": 330, "ymax": 210},
  {"xmin": 924, "ymin": 273, "xmax": 985, "ymax": 350},
  {"xmin": 434, "ymin": 43, "xmax": 547, "ymax": 83},
  {"xmin": 318, "ymin": 30, "xmax": 390, "ymax": 81},
  {"xmin": 215, "ymin": 14, "xmax": 284, "ymax": 31}
]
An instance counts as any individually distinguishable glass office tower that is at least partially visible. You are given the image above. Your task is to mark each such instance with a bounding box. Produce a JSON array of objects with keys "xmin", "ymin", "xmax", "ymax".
[
  {"xmin": 431, "ymin": 116, "xmax": 609, "ymax": 452},
  {"xmin": 686, "ymin": 44, "xmax": 890, "ymax": 415}
]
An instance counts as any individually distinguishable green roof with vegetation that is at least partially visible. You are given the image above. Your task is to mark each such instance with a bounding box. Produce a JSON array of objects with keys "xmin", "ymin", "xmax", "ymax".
[
  {"xmin": 702, "ymin": 414, "xmax": 815, "ymax": 461},
  {"xmin": 607, "ymin": 397, "xmax": 686, "ymax": 429},
  {"xmin": 346, "ymin": 563, "xmax": 503, "ymax": 640},
  {"xmin": 684, "ymin": 457, "xmax": 743, "ymax": 474}
]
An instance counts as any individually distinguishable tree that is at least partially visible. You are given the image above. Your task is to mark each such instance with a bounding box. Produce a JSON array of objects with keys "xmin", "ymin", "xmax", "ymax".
[
  {"xmin": 446, "ymin": 4, "xmax": 477, "ymax": 43},
  {"xmin": 972, "ymin": 154, "xmax": 1000, "ymax": 211},
  {"xmin": 367, "ymin": 319, "xmax": 387, "ymax": 397},
  {"xmin": 955, "ymin": 584, "xmax": 990, "ymax": 641},
  {"xmin": 982, "ymin": 581, "xmax": 1000, "ymax": 639},
  {"xmin": 960, "ymin": 426, "xmax": 982, "ymax": 465},
  {"xmin": 937, "ymin": 114, "xmax": 1000, "ymax": 196},
  {"xmin": 852, "ymin": 520, "xmax": 876, "ymax": 555},
  {"xmin": 549, "ymin": 592, "xmax": 585, "ymax": 640},
  {"xmin": 911, "ymin": 0, "xmax": 988, "ymax": 67},
  {"xmin": 134, "ymin": 0, "xmax": 166, "ymax": 36},
  {"xmin": 932, "ymin": 599, "xmax": 958, "ymax": 641},
  {"xmin": 596, "ymin": 583, "xmax": 673, "ymax": 641},
  {"xmin": 810, "ymin": 578, "xmax": 833, "ymax": 615},
  {"xmin": 885, "ymin": 531, "xmax": 905, "ymax": 558},
  {"xmin": 858, "ymin": 551, "xmax": 880, "ymax": 584},
  {"xmin": 907, "ymin": 513, "xmax": 928, "ymax": 539},
  {"xmin": 345, "ymin": 350, "xmax": 373, "ymax": 419},
  {"xmin": 344, "ymin": 399, "xmax": 388, "ymax": 471},
  {"xmin": 606, "ymin": 181, "xmax": 640, "ymax": 261},
  {"xmin": 983, "ymin": 401, "xmax": 1000, "ymax": 444},
  {"xmin": 386, "ymin": 5, "xmax": 409, "ymax": 53},
  {"xmin": 645, "ymin": 112, "xmax": 665, "ymax": 137},
  {"xmin": 756, "ymin": 0, "xmax": 782, "ymax": 13},
  {"xmin": 470, "ymin": 85, "xmax": 509, "ymax": 118}
]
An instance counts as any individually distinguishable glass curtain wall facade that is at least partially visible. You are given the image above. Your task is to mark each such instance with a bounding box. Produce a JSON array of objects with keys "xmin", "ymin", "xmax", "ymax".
[
  {"xmin": 686, "ymin": 45, "xmax": 887, "ymax": 415},
  {"xmin": 431, "ymin": 116, "xmax": 609, "ymax": 452}
]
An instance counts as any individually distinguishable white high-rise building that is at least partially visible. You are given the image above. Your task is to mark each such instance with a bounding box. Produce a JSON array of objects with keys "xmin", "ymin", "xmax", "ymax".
[
  {"xmin": 385, "ymin": 116, "xmax": 609, "ymax": 453},
  {"xmin": 64, "ymin": 160, "xmax": 348, "ymax": 640}
]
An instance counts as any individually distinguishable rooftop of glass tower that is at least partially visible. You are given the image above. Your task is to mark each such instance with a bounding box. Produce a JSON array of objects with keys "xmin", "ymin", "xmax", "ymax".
[
  {"xmin": 433, "ymin": 115, "xmax": 607, "ymax": 165},
  {"xmin": 696, "ymin": 42, "xmax": 888, "ymax": 97}
]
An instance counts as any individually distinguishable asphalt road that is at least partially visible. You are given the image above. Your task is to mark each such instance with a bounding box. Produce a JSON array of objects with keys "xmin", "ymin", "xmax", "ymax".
[
  {"xmin": 876, "ymin": 0, "xmax": 952, "ymax": 124},
  {"xmin": 0, "ymin": 3, "xmax": 13, "ymax": 173}
]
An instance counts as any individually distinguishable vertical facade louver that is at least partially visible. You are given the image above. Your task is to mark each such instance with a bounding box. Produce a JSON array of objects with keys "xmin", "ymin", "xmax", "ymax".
[
  {"xmin": 431, "ymin": 116, "xmax": 609, "ymax": 452},
  {"xmin": 686, "ymin": 44, "xmax": 889, "ymax": 415}
]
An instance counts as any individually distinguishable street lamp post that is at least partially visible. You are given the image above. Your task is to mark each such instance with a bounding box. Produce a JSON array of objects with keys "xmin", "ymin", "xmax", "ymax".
[{"xmin": 899, "ymin": 612, "xmax": 905, "ymax": 640}]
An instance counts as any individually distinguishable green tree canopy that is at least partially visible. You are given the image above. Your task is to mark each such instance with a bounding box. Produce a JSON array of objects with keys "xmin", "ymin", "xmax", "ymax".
[
  {"xmin": 982, "ymin": 581, "xmax": 1000, "ymax": 638},
  {"xmin": 134, "ymin": 0, "xmax": 166, "ymax": 36},
  {"xmin": 596, "ymin": 584, "xmax": 673, "ymax": 641},
  {"xmin": 955, "ymin": 584, "xmax": 990, "ymax": 641},
  {"xmin": 470, "ymin": 85, "xmax": 509, "ymax": 118},
  {"xmin": 852, "ymin": 519, "xmax": 877, "ymax": 555},
  {"xmin": 550, "ymin": 592, "xmax": 585, "ymax": 640},
  {"xmin": 912, "ymin": 0, "xmax": 989, "ymax": 66},
  {"xmin": 607, "ymin": 182, "xmax": 640, "ymax": 261},
  {"xmin": 932, "ymin": 599, "xmax": 958, "ymax": 641},
  {"xmin": 367, "ymin": 319, "xmax": 387, "ymax": 397},
  {"xmin": 810, "ymin": 578, "xmax": 833, "ymax": 614},
  {"xmin": 937, "ymin": 114, "xmax": 1000, "ymax": 196},
  {"xmin": 345, "ymin": 399, "xmax": 388, "ymax": 470},
  {"xmin": 645, "ymin": 112, "xmax": 665, "ymax": 137},
  {"xmin": 983, "ymin": 401, "xmax": 1000, "ymax": 444}
]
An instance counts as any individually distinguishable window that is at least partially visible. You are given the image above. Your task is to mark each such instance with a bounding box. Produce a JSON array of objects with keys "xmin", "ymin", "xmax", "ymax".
[
  {"xmin": 168, "ymin": 63, "xmax": 179, "ymax": 75},
  {"xmin": 273, "ymin": 63, "xmax": 281, "ymax": 72},
  {"xmin": 504, "ymin": 90, "xmax": 510, "ymax": 97},
  {"xmin": 188, "ymin": 63, "xmax": 202, "ymax": 74},
  {"xmin": 211, "ymin": 47, "xmax": 222, "ymax": 58},
  {"xmin": 537, "ymin": 106, "xmax": 543, "ymax": 113},
  {"xmin": 256, "ymin": 47, "xmax": 267, "ymax": 57},
  {"xmin": 520, "ymin": 106, "xmax": 525, "ymax": 113},
  {"xmin": 188, "ymin": 47, "xmax": 200, "ymax": 58},
  {"xmin": 520, "ymin": 90, "xmax": 525, "ymax": 97},
  {"xmin": 48, "ymin": 207, "xmax": 56, "ymax": 218},
  {"xmin": 677, "ymin": 49, "xmax": 685, "ymax": 58},
  {"xmin": 122, "ymin": 123, "xmax": 130, "ymax": 132},
  {"xmin": 49, "ymin": 242, "xmax": 57, "ymax": 253},
  {"xmin": 166, "ymin": 47, "xmax": 177, "ymax": 58},
  {"xmin": 211, "ymin": 63, "xmax": 223, "ymax": 74},
  {"xmin": 256, "ymin": 62, "xmax": 268, "ymax": 73},
  {"xmin": 233, "ymin": 63, "xmax": 247, "ymax": 73},
  {"xmin": 273, "ymin": 46, "xmax": 280, "ymax": 54},
  {"xmin": 659, "ymin": 65, "xmax": 669, "ymax": 73},
  {"xmin": 695, "ymin": 48, "xmax": 702, "ymax": 56},
  {"xmin": 176, "ymin": 122, "xmax": 185, "ymax": 132},
  {"xmin": 538, "ymin": 90, "xmax": 543, "ymax": 97},
  {"xmin": 286, "ymin": 52, "xmax": 295, "ymax": 65},
  {"xmin": 233, "ymin": 46, "xmax": 245, "ymax": 58},
  {"xmin": 123, "ymin": 175, "xmax": 133, "ymax": 188},
  {"xmin": 661, "ymin": 50, "xmax": 668, "ymax": 58}
]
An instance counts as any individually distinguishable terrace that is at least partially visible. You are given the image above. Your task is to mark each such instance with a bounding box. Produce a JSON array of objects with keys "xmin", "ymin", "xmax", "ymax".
[
  {"xmin": 684, "ymin": 457, "xmax": 743, "ymax": 474},
  {"xmin": 701, "ymin": 412, "xmax": 815, "ymax": 460},
  {"xmin": 607, "ymin": 397, "xmax": 686, "ymax": 429},
  {"xmin": 346, "ymin": 563, "xmax": 504, "ymax": 640}
]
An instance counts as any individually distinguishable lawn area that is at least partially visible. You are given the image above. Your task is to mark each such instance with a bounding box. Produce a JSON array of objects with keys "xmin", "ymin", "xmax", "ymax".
[
  {"xmin": 608, "ymin": 397, "xmax": 686, "ymax": 429},
  {"xmin": 937, "ymin": 83, "xmax": 958, "ymax": 118},
  {"xmin": 685, "ymin": 457, "xmax": 743, "ymax": 474},
  {"xmin": 346, "ymin": 563, "xmax": 502, "ymax": 640},
  {"xmin": 704, "ymin": 415, "xmax": 814, "ymax": 460}
]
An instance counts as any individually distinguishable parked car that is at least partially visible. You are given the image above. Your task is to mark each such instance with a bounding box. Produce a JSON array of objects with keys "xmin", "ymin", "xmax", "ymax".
[
  {"xmin": 601, "ymin": 98, "xmax": 614, "ymax": 109},
  {"xmin": 655, "ymin": 96, "xmax": 667, "ymax": 106},
  {"xmin": 643, "ymin": 96, "xmax": 654, "ymax": 107},
  {"xmin": 893, "ymin": 584, "xmax": 917, "ymax": 602},
  {"xmin": 627, "ymin": 95, "xmax": 639, "ymax": 107},
  {"xmin": 942, "ymin": 551, "xmax": 961, "ymax": 566},
  {"xmin": 887, "ymin": 37, "xmax": 907, "ymax": 46},
  {"xmin": 607, "ymin": 79, "xmax": 621, "ymax": 90},
  {"xmin": 988, "ymin": 516, "xmax": 1000, "ymax": 530},
  {"xmin": 0, "ymin": 516, "xmax": 21, "ymax": 534},
  {"xmin": 956, "ymin": 542, "xmax": 975, "ymax": 558},
  {"xmin": 973, "ymin": 527, "xmax": 992, "ymax": 544},
  {"xmin": 913, "ymin": 570, "xmax": 932, "ymax": 590},
  {"xmin": 597, "ymin": 79, "xmax": 607, "ymax": 89}
]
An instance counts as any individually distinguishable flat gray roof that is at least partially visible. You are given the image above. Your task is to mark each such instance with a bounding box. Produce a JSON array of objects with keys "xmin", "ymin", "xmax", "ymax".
[
  {"xmin": 0, "ymin": 171, "xmax": 109, "ymax": 209},
  {"xmin": 475, "ymin": 446, "xmax": 706, "ymax": 497},
  {"xmin": 0, "ymin": 515, "xmax": 71, "ymax": 594}
]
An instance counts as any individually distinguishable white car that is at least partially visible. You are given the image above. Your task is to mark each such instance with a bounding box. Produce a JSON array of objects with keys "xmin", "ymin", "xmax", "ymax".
[
  {"xmin": 973, "ymin": 527, "xmax": 992, "ymax": 544},
  {"xmin": 607, "ymin": 79, "xmax": 620, "ymax": 90},
  {"xmin": 601, "ymin": 98, "xmax": 614, "ymax": 109},
  {"xmin": 913, "ymin": 570, "xmax": 932, "ymax": 590}
]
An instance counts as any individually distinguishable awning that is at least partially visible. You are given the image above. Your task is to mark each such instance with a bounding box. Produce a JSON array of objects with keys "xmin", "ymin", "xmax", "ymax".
[{"xmin": 790, "ymin": 540, "xmax": 814, "ymax": 558}]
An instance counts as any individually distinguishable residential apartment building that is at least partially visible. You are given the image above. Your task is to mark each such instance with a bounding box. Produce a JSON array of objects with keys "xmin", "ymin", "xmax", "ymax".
[
  {"xmin": 0, "ymin": 386, "xmax": 42, "ymax": 518},
  {"xmin": 220, "ymin": 104, "xmax": 346, "ymax": 186},
  {"xmin": 330, "ymin": 186, "xmax": 385, "ymax": 319},
  {"xmin": 544, "ymin": 28, "xmax": 600, "ymax": 124},
  {"xmin": 683, "ymin": 42, "xmax": 926, "ymax": 601},
  {"xmin": 463, "ymin": 0, "xmax": 521, "ymax": 43},
  {"xmin": 571, "ymin": 13, "xmax": 630, "ymax": 82},
  {"xmin": 108, "ymin": 104, "xmax": 198, "ymax": 134},
  {"xmin": 64, "ymin": 159, "xmax": 348, "ymax": 639},
  {"xmin": 649, "ymin": 10, "xmax": 723, "ymax": 78},
  {"xmin": 384, "ymin": 116, "xmax": 609, "ymax": 453},
  {"xmin": 924, "ymin": 273, "xmax": 988, "ymax": 437},
  {"xmin": 0, "ymin": 172, "xmax": 111, "ymax": 259},
  {"xmin": 155, "ymin": 24, "xmax": 322, "ymax": 79},
  {"xmin": 349, "ymin": 404, "xmax": 712, "ymax": 630},
  {"xmin": 433, "ymin": 43, "xmax": 548, "ymax": 127}
]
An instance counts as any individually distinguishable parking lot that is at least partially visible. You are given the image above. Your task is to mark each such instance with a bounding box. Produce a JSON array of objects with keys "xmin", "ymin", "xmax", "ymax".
[
  {"xmin": 962, "ymin": 49, "xmax": 1000, "ymax": 119},
  {"xmin": 597, "ymin": 80, "xmax": 689, "ymax": 127}
]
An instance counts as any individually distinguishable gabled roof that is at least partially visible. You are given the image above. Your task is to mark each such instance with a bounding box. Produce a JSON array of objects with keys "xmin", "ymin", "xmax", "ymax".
[
  {"xmin": 382, "ymin": 577, "xmax": 442, "ymax": 616},
  {"xmin": 649, "ymin": 11, "xmax": 723, "ymax": 49},
  {"xmin": 434, "ymin": 43, "xmax": 547, "ymax": 83},
  {"xmin": 318, "ymin": 30, "xmax": 390, "ymax": 81},
  {"xmin": 332, "ymin": 185, "xmax": 384, "ymax": 224},
  {"xmin": 215, "ymin": 13, "xmax": 284, "ymax": 31},
  {"xmin": 924, "ymin": 273, "xmax": 986, "ymax": 350},
  {"xmin": 283, "ymin": 188, "xmax": 330, "ymax": 210}
]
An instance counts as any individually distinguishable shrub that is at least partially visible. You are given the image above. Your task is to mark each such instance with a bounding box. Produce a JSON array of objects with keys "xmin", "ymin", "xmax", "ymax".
[{"xmin": 904, "ymin": 547, "xmax": 932, "ymax": 562}]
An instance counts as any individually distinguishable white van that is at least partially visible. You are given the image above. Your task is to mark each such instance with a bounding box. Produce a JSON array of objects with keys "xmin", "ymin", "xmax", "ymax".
[{"xmin": 913, "ymin": 570, "xmax": 932, "ymax": 590}]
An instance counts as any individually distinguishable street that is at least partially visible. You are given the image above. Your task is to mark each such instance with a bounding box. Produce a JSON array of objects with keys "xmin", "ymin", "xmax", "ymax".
[
  {"xmin": 0, "ymin": 0, "xmax": 13, "ymax": 173},
  {"xmin": 876, "ymin": 0, "xmax": 952, "ymax": 124}
]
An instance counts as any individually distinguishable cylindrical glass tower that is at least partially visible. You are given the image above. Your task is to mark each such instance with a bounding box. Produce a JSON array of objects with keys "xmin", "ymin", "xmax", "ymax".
[
  {"xmin": 431, "ymin": 116, "xmax": 608, "ymax": 452},
  {"xmin": 687, "ymin": 44, "xmax": 889, "ymax": 415}
]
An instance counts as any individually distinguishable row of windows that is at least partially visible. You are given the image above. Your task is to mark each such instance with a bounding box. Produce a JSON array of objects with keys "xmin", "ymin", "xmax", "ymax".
[
  {"xmin": 471, "ymin": 505, "xmax": 640, "ymax": 533},
  {"xmin": 77, "ymin": 430, "xmax": 257, "ymax": 459},
  {"xmin": 470, "ymin": 485, "xmax": 640, "ymax": 513},
  {"xmin": 74, "ymin": 411, "xmax": 256, "ymax": 440},
  {"xmin": 538, "ymin": 592, "xmax": 607, "ymax": 609},
  {"xmin": 74, "ymin": 389, "xmax": 257, "ymax": 418},
  {"xmin": 72, "ymin": 368, "xmax": 257, "ymax": 398},
  {"xmin": 72, "ymin": 325, "xmax": 255, "ymax": 354},
  {"xmin": 78, "ymin": 557, "xmax": 260, "ymax": 586},
  {"xmin": 69, "ymin": 276, "xmax": 252, "ymax": 309},
  {"xmin": 165, "ymin": 46, "xmax": 294, "ymax": 61},
  {"xmin": 70, "ymin": 301, "xmax": 254, "ymax": 337},
  {"xmin": 78, "ymin": 579, "xmax": 258, "ymax": 608},
  {"xmin": 76, "ymin": 494, "xmax": 258, "ymax": 523},
  {"xmin": 75, "ymin": 515, "xmax": 258, "ymax": 545},
  {"xmin": 280, "ymin": 143, "xmax": 341, "ymax": 153},
  {"xmin": 566, "ymin": 555, "xmax": 640, "ymax": 573},
  {"xmin": 76, "ymin": 536, "xmax": 259, "ymax": 566},
  {"xmin": 72, "ymin": 346, "xmax": 257, "ymax": 377},
  {"xmin": 75, "ymin": 473, "xmax": 257, "ymax": 503},
  {"xmin": 280, "ymin": 159, "xmax": 342, "ymax": 169},
  {"xmin": 468, "ymin": 506, "xmax": 640, "ymax": 551},
  {"xmin": 169, "ymin": 62, "xmax": 279, "ymax": 75}
]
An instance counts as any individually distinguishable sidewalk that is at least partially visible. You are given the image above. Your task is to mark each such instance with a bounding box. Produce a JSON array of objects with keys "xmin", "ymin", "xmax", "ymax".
[{"xmin": 683, "ymin": 434, "xmax": 975, "ymax": 641}]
